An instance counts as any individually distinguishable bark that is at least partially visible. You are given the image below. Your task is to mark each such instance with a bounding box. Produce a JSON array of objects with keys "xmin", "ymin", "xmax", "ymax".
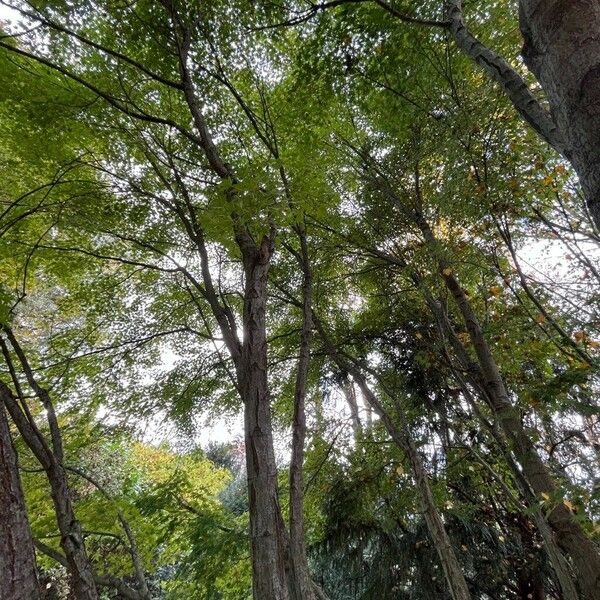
[
  {"xmin": 341, "ymin": 378, "xmax": 362, "ymax": 439},
  {"xmin": 287, "ymin": 233, "xmax": 317, "ymax": 600},
  {"xmin": 65, "ymin": 466, "xmax": 150, "ymax": 599},
  {"xmin": 410, "ymin": 209, "xmax": 600, "ymax": 597},
  {"xmin": 313, "ymin": 316, "xmax": 472, "ymax": 600},
  {"xmin": 33, "ymin": 539, "xmax": 146, "ymax": 600},
  {"xmin": 0, "ymin": 403, "xmax": 40, "ymax": 600},
  {"xmin": 239, "ymin": 238, "xmax": 290, "ymax": 600},
  {"xmin": 519, "ymin": 0, "xmax": 600, "ymax": 228},
  {"xmin": 440, "ymin": 325, "xmax": 579, "ymax": 600},
  {"xmin": 438, "ymin": 266, "xmax": 600, "ymax": 599},
  {"xmin": 446, "ymin": 0, "xmax": 565, "ymax": 154},
  {"xmin": 46, "ymin": 464, "xmax": 99, "ymax": 600},
  {"xmin": 0, "ymin": 334, "xmax": 99, "ymax": 600},
  {"xmin": 354, "ymin": 379, "xmax": 472, "ymax": 600}
]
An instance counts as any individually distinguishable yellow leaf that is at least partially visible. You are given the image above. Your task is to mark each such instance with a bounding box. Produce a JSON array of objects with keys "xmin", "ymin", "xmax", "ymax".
[
  {"xmin": 563, "ymin": 500, "xmax": 576, "ymax": 512},
  {"xmin": 458, "ymin": 332, "xmax": 470, "ymax": 344},
  {"xmin": 541, "ymin": 492, "xmax": 550, "ymax": 502},
  {"xmin": 489, "ymin": 286, "xmax": 502, "ymax": 297},
  {"xmin": 442, "ymin": 267, "xmax": 452, "ymax": 276},
  {"xmin": 534, "ymin": 314, "xmax": 546, "ymax": 324}
]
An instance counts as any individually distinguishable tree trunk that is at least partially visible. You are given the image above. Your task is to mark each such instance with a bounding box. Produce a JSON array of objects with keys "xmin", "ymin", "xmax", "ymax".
[
  {"xmin": 0, "ymin": 365, "xmax": 98, "ymax": 600},
  {"xmin": 519, "ymin": 0, "xmax": 600, "ymax": 227},
  {"xmin": 341, "ymin": 379, "xmax": 362, "ymax": 440},
  {"xmin": 288, "ymin": 234, "xmax": 317, "ymax": 600},
  {"xmin": 435, "ymin": 263, "xmax": 600, "ymax": 599},
  {"xmin": 353, "ymin": 377, "xmax": 472, "ymax": 600},
  {"xmin": 0, "ymin": 404, "xmax": 40, "ymax": 600},
  {"xmin": 313, "ymin": 317, "xmax": 472, "ymax": 600},
  {"xmin": 47, "ymin": 464, "xmax": 99, "ymax": 600},
  {"xmin": 240, "ymin": 240, "xmax": 290, "ymax": 600},
  {"xmin": 406, "ymin": 209, "xmax": 600, "ymax": 597}
]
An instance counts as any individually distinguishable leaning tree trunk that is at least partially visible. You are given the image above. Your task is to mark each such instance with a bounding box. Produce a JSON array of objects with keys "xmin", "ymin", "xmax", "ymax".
[
  {"xmin": 313, "ymin": 316, "xmax": 472, "ymax": 600},
  {"xmin": 46, "ymin": 464, "xmax": 99, "ymax": 600},
  {"xmin": 240, "ymin": 241, "xmax": 290, "ymax": 600},
  {"xmin": 352, "ymin": 375, "xmax": 472, "ymax": 600},
  {"xmin": 0, "ymin": 403, "xmax": 40, "ymax": 600},
  {"xmin": 397, "ymin": 203, "xmax": 600, "ymax": 596},
  {"xmin": 437, "ymin": 262, "xmax": 600, "ymax": 600},
  {"xmin": 0, "ymin": 362, "xmax": 99, "ymax": 600},
  {"xmin": 519, "ymin": 0, "xmax": 600, "ymax": 227}
]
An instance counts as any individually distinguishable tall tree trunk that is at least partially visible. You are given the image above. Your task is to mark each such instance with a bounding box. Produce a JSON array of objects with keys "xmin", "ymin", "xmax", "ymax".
[
  {"xmin": 313, "ymin": 317, "xmax": 472, "ymax": 600},
  {"xmin": 519, "ymin": 0, "xmax": 600, "ymax": 228},
  {"xmin": 288, "ymin": 233, "xmax": 317, "ymax": 600},
  {"xmin": 240, "ymin": 241, "xmax": 290, "ymax": 600},
  {"xmin": 352, "ymin": 376, "xmax": 472, "ymax": 600},
  {"xmin": 0, "ymin": 403, "xmax": 40, "ymax": 600},
  {"xmin": 438, "ymin": 265, "xmax": 600, "ymax": 599},
  {"xmin": 409, "ymin": 204, "xmax": 600, "ymax": 598}
]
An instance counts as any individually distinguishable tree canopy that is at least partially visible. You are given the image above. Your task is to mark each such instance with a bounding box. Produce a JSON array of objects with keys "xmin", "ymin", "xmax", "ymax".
[{"xmin": 0, "ymin": 1, "xmax": 599, "ymax": 599}]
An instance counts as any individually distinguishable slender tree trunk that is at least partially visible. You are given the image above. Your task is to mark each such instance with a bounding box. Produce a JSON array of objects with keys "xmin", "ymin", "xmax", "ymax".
[
  {"xmin": 433, "ymin": 262, "xmax": 599, "ymax": 595},
  {"xmin": 313, "ymin": 317, "xmax": 472, "ymax": 600},
  {"xmin": 0, "ymin": 403, "xmax": 40, "ymax": 600},
  {"xmin": 438, "ymin": 264, "xmax": 600, "ymax": 599},
  {"xmin": 240, "ymin": 241, "xmax": 290, "ymax": 600},
  {"xmin": 0, "ymin": 335, "xmax": 99, "ymax": 600},
  {"xmin": 288, "ymin": 233, "xmax": 317, "ymax": 600},
  {"xmin": 46, "ymin": 465, "xmax": 99, "ymax": 600},
  {"xmin": 392, "ymin": 180, "xmax": 598, "ymax": 593},
  {"xmin": 444, "ymin": 348, "xmax": 580, "ymax": 600},
  {"xmin": 341, "ymin": 379, "xmax": 362, "ymax": 440},
  {"xmin": 353, "ymin": 376, "xmax": 472, "ymax": 600},
  {"xmin": 412, "ymin": 205, "xmax": 600, "ymax": 597},
  {"xmin": 519, "ymin": 0, "xmax": 600, "ymax": 228}
]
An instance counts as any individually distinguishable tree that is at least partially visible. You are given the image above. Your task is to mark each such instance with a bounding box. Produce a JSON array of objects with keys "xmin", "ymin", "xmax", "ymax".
[
  {"xmin": 0, "ymin": 400, "xmax": 40, "ymax": 600},
  {"xmin": 1, "ymin": 1, "xmax": 600, "ymax": 598}
]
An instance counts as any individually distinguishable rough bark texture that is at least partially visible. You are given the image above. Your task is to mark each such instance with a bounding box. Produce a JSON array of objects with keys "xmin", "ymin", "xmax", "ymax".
[
  {"xmin": 519, "ymin": 0, "xmax": 600, "ymax": 227},
  {"xmin": 0, "ymin": 404, "xmax": 40, "ymax": 600},
  {"xmin": 240, "ymin": 239, "xmax": 290, "ymax": 600}
]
